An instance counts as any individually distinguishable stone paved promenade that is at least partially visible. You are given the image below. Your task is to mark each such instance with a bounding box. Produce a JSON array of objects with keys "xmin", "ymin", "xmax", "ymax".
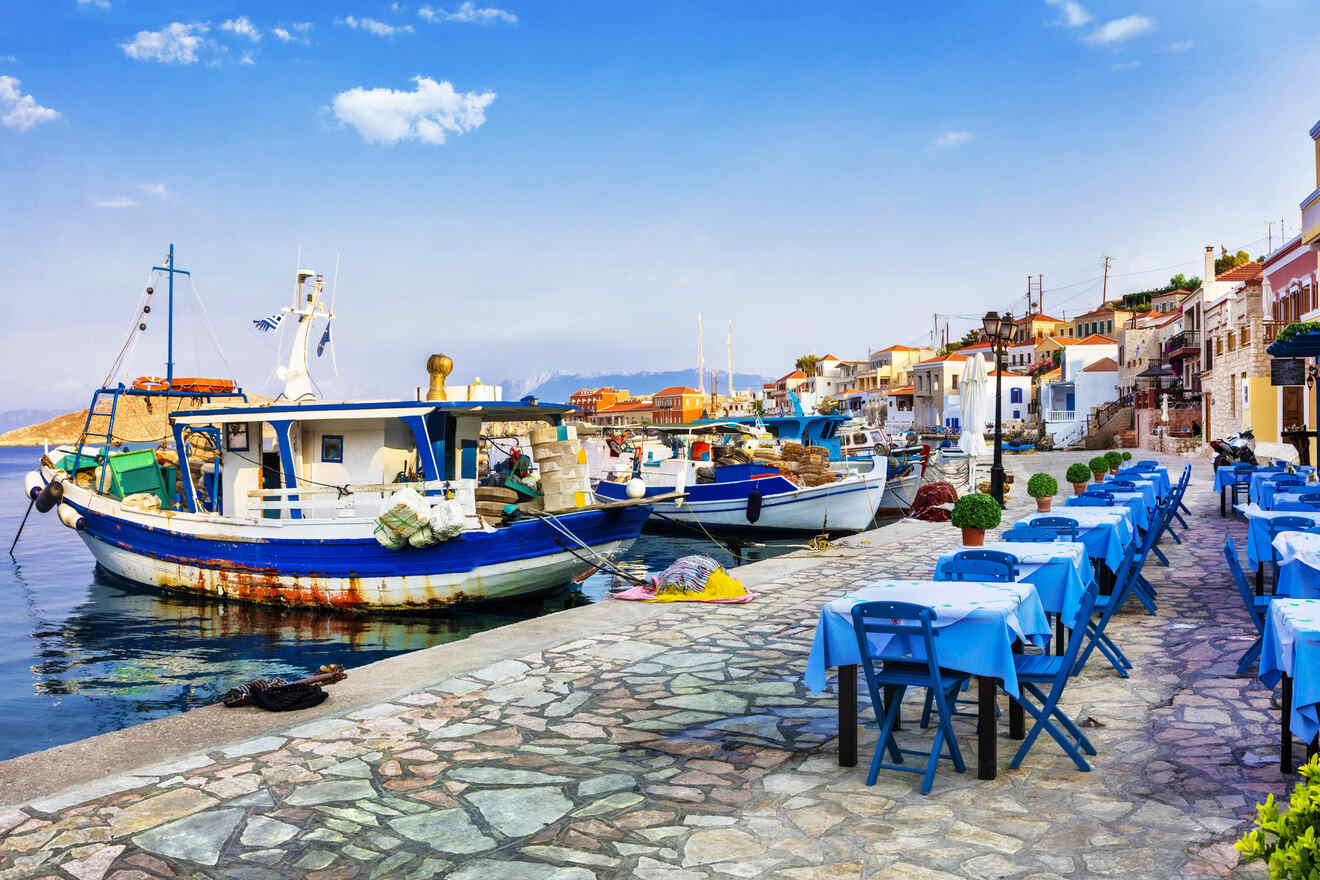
[{"xmin": 0, "ymin": 452, "xmax": 1286, "ymax": 878}]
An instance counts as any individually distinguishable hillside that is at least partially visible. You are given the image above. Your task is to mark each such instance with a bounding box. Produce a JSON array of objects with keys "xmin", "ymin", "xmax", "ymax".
[
  {"xmin": 516, "ymin": 370, "xmax": 773, "ymax": 403},
  {"xmin": 0, "ymin": 395, "xmax": 270, "ymax": 447}
]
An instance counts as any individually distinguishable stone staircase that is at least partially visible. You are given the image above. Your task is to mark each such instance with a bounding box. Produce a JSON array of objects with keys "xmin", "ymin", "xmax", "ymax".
[{"xmin": 1083, "ymin": 402, "xmax": 1134, "ymax": 450}]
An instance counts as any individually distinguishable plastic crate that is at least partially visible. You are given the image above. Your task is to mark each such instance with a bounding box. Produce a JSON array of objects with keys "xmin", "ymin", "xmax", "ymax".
[{"xmin": 107, "ymin": 450, "xmax": 168, "ymax": 505}]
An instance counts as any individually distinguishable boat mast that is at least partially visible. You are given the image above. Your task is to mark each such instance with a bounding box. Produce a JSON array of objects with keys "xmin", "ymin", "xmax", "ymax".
[
  {"xmin": 697, "ymin": 313, "xmax": 704, "ymax": 394},
  {"xmin": 727, "ymin": 321, "xmax": 734, "ymax": 397},
  {"xmin": 151, "ymin": 243, "xmax": 190, "ymax": 390},
  {"xmin": 280, "ymin": 269, "xmax": 327, "ymax": 400}
]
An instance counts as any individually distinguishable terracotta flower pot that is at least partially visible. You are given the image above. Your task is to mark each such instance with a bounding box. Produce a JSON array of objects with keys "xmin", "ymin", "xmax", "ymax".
[
  {"xmin": 1091, "ymin": 472, "xmax": 1107, "ymax": 484},
  {"xmin": 961, "ymin": 527, "xmax": 986, "ymax": 546},
  {"xmin": 1109, "ymin": 467, "xmax": 1119, "ymax": 476},
  {"xmin": 1072, "ymin": 482, "xmax": 1087, "ymax": 495},
  {"xmin": 1036, "ymin": 496, "xmax": 1053, "ymax": 513}
]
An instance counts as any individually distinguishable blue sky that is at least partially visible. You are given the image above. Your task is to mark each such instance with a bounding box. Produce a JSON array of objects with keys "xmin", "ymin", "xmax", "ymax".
[{"xmin": 1, "ymin": 0, "xmax": 1318, "ymax": 408}]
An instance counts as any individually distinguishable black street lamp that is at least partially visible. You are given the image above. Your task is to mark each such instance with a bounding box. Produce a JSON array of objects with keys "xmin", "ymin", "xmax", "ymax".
[{"xmin": 982, "ymin": 310, "xmax": 1015, "ymax": 506}]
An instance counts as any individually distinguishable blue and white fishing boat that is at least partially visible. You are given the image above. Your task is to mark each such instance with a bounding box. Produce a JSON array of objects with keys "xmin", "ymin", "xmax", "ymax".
[
  {"xmin": 24, "ymin": 247, "xmax": 654, "ymax": 611},
  {"xmin": 593, "ymin": 423, "xmax": 889, "ymax": 533}
]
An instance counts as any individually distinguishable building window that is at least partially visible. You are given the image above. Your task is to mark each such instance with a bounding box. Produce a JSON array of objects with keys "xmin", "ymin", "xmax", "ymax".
[
  {"xmin": 1216, "ymin": 337, "xmax": 1223, "ymax": 356},
  {"xmin": 1240, "ymin": 325, "xmax": 1250, "ymax": 346},
  {"xmin": 1107, "ymin": 320, "xmax": 1113, "ymax": 333},
  {"xmin": 1226, "ymin": 331, "xmax": 1235, "ymax": 352},
  {"xmin": 321, "ymin": 435, "xmax": 344, "ymax": 463},
  {"xmin": 1010, "ymin": 387, "xmax": 1023, "ymax": 403},
  {"xmin": 952, "ymin": 375, "xmax": 959, "ymax": 390},
  {"xmin": 225, "ymin": 423, "xmax": 249, "ymax": 452}
]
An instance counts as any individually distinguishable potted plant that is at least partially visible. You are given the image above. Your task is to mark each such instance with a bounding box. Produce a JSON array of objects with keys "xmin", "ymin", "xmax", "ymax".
[
  {"xmin": 1104, "ymin": 450, "xmax": 1123, "ymax": 475},
  {"xmin": 1121, "ymin": 451, "xmax": 1132, "ymax": 463},
  {"xmin": 1088, "ymin": 456, "xmax": 1109, "ymax": 484},
  {"xmin": 1066, "ymin": 463, "xmax": 1091, "ymax": 495},
  {"xmin": 1027, "ymin": 473, "xmax": 1058, "ymax": 512},
  {"xmin": 951, "ymin": 493, "xmax": 1002, "ymax": 547}
]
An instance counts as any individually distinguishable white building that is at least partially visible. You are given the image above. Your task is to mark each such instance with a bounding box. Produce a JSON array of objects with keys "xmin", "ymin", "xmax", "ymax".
[{"xmin": 1041, "ymin": 334, "xmax": 1120, "ymax": 445}]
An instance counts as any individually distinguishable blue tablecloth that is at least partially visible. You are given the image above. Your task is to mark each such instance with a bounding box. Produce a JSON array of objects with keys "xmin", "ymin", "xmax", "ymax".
[
  {"xmin": 1092, "ymin": 480, "xmax": 1157, "ymax": 510},
  {"xmin": 1066, "ymin": 494, "xmax": 1149, "ymax": 530},
  {"xmin": 1260, "ymin": 599, "xmax": 1320, "ymax": 743},
  {"xmin": 1012, "ymin": 508, "xmax": 1133, "ymax": 574},
  {"xmin": 1229, "ymin": 468, "xmax": 1315, "ymax": 503},
  {"xmin": 934, "ymin": 541, "xmax": 1092, "ymax": 628},
  {"xmin": 1215, "ymin": 466, "xmax": 1256, "ymax": 493},
  {"xmin": 804, "ymin": 580, "xmax": 1050, "ymax": 699},
  {"xmin": 1239, "ymin": 505, "xmax": 1320, "ymax": 568},
  {"xmin": 1272, "ymin": 532, "xmax": 1320, "ymax": 599},
  {"xmin": 1260, "ymin": 484, "xmax": 1320, "ymax": 510}
]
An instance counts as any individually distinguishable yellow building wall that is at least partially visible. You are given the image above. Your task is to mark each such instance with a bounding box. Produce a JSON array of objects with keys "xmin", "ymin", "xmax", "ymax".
[{"xmin": 1246, "ymin": 377, "xmax": 1278, "ymax": 443}]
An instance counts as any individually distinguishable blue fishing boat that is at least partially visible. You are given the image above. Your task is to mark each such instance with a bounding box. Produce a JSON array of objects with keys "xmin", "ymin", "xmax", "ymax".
[{"xmin": 24, "ymin": 248, "xmax": 655, "ymax": 611}]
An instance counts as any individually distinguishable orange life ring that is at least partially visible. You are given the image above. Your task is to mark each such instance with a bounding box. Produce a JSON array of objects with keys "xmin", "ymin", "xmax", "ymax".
[
  {"xmin": 132, "ymin": 376, "xmax": 170, "ymax": 391},
  {"xmin": 131, "ymin": 376, "xmax": 236, "ymax": 394}
]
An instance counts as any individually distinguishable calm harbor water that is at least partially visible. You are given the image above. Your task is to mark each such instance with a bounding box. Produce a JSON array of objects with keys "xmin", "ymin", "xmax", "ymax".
[{"xmin": 0, "ymin": 446, "xmax": 798, "ymax": 761}]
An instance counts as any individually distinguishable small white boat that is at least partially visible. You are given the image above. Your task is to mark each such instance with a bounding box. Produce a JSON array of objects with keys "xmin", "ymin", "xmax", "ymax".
[{"xmin": 834, "ymin": 422, "xmax": 924, "ymax": 517}]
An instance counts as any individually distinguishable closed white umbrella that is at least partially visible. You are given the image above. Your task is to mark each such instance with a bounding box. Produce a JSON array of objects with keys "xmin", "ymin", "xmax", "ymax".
[{"xmin": 958, "ymin": 355, "xmax": 990, "ymax": 482}]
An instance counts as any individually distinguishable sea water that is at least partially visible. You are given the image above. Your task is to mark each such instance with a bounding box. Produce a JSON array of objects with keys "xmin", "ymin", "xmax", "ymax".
[{"xmin": 0, "ymin": 446, "xmax": 797, "ymax": 760}]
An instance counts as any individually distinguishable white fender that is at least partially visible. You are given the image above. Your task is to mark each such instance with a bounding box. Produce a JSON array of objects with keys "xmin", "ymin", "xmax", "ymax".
[
  {"xmin": 23, "ymin": 470, "xmax": 43, "ymax": 500},
  {"xmin": 57, "ymin": 503, "xmax": 85, "ymax": 531}
]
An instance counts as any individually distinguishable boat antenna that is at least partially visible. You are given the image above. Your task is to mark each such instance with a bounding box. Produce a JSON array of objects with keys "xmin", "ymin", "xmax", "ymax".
[
  {"xmin": 327, "ymin": 253, "xmax": 340, "ymax": 378},
  {"xmin": 150, "ymin": 243, "xmax": 190, "ymax": 391}
]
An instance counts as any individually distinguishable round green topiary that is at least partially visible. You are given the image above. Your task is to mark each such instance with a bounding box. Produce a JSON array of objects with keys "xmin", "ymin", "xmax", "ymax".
[
  {"xmin": 1088, "ymin": 456, "xmax": 1109, "ymax": 476},
  {"xmin": 1104, "ymin": 450, "xmax": 1123, "ymax": 469},
  {"xmin": 1065, "ymin": 462, "xmax": 1091, "ymax": 484},
  {"xmin": 950, "ymin": 493, "xmax": 1002, "ymax": 530},
  {"xmin": 1121, "ymin": 451, "xmax": 1132, "ymax": 461},
  {"xmin": 1026, "ymin": 473, "xmax": 1058, "ymax": 498}
]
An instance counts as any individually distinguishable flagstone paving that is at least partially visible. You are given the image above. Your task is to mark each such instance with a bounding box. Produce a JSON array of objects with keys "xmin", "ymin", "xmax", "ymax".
[{"xmin": 0, "ymin": 452, "xmax": 1285, "ymax": 878}]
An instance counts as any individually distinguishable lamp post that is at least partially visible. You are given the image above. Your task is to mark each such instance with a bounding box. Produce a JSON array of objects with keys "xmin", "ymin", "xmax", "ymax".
[{"xmin": 983, "ymin": 310, "xmax": 1014, "ymax": 506}]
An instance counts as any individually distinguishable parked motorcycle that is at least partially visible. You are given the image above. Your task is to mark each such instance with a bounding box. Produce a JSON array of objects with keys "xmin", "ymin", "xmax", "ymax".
[{"xmin": 1210, "ymin": 428, "xmax": 1257, "ymax": 470}]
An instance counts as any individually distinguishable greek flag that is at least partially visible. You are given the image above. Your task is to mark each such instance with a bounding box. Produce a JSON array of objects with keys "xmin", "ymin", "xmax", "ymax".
[
  {"xmin": 252, "ymin": 313, "xmax": 283, "ymax": 333},
  {"xmin": 317, "ymin": 323, "xmax": 331, "ymax": 357}
]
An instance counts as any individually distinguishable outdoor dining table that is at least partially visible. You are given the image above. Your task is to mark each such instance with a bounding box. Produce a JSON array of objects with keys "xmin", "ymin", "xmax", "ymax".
[
  {"xmin": 934, "ymin": 541, "xmax": 1093, "ymax": 653},
  {"xmin": 1133, "ymin": 467, "xmax": 1172, "ymax": 497},
  {"xmin": 1214, "ymin": 466, "xmax": 1315, "ymax": 516},
  {"xmin": 1251, "ymin": 468, "xmax": 1317, "ymax": 504},
  {"xmin": 1065, "ymin": 493, "xmax": 1149, "ymax": 530},
  {"xmin": 1259, "ymin": 598, "xmax": 1320, "ymax": 772},
  {"xmin": 1270, "ymin": 532, "xmax": 1320, "ymax": 599},
  {"xmin": 805, "ymin": 579, "xmax": 1050, "ymax": 781},
  {"xmin": 1012, "ymin": 507, "xmax": 1134, "ymax": 575},
  {"xmin": 1261, "ymin": 486, "xmax": 1320, "ymax": 511},
  {"xmin": 1093, "ymin": 480, "xmax": 1157, "ymax": 510},
  {"xmin": 1237, "ymin": 504, "xmax": 1320, "ymax": 594}
]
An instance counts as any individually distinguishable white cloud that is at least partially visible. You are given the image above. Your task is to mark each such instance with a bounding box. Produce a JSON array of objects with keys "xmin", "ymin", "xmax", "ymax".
[
  {"xmin": 0, "ymin": 76, "xmax": 60, "ymax": 132},
  {"xmin": 240, "ymin": 52, "xmax": 256, "ymax": 65},
  {"xmin": 331, "ymin": 75, "xmax": 495, "ymax": 145},
  {"xmin": 338, "ymin": 16, "xmax": 414, "ymax": 36},
  {"xmin": 77, "ymin": 0, "xmax": 111, "ymax": 9},
  {"xmin": 1167, "ymin": 39, "xmax": 1193, "ymax": 52},
  {"xmin": 121, "ymin": 22, "xmax": 209, "ymax": 64},
  {"xmin": 418, "ymin": 2, "xmax": 517, "ymax": 24},
  {"xmin": 139, "ymin": 183, "xmax": 168, "ymax": 198},
  {"xmin": 221, "ymin": 17, "xmax": 261, "ymax": 41},
  {"xmin": 1044, "ymin": 0, "xmax": 1091, "ymax": 28},
  {"xmin": 1084, "ymin": 14, "xmax": 1154, "ymax": 45},
  {"xmin": 94, "ymin": 197, "xmax": 138, "ymax": 208},
  {"xmin": 273, "ymin": 27, "xmax": 292, "ymax": 41},
  {"xmin": 934, "ymin": 130, "xmax": 972, "ymax": 148},
  {"xmin": 1111, "ymin": 60, "xmax": 1142, "ymax": 71}
]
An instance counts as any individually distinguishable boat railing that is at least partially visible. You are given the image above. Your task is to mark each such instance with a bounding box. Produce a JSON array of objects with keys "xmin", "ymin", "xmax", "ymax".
[{"xmin": 245, "ymin": 478, "xmax": 463, "ymax": 519}]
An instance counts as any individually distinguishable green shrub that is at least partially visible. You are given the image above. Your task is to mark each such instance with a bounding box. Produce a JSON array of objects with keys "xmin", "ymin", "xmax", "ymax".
[
  {"xmin": 951, "ymin": 493, "xmax": 1002, "ymax": 530},
  {"xmin": 1276, "ymin": 321, "xmax": 1320, "ymax": 345},
  {"xmin": 1088, "ymin": 456, "xmax": 1109, "ymax": 477},
  {"xmin": 1065, "ymin": 463, "xmax": 1091, "ymax": 484},
  {"xmin": 1121, "ymin": 451, "xmax": 1132, "ymax": 461},
  {"xmin": 1026, "ymin": 473, "xmax": 1058, "ymax": 498},
  {"xmin": 1237, "ymin": 753, "xmax": 1320, "ymax": 878},
  {"xmin": 1104, "ymin": 450, "xmax": 1123, "ymax": 469}
]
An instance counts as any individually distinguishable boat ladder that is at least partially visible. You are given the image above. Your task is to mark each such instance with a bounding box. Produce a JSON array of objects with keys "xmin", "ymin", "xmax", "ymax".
[{"xmin": 70, "ymin": 386, "xmax": 124, "ymax": 493}]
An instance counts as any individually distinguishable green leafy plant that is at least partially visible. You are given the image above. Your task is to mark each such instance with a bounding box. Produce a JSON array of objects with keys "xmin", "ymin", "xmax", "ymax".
[
  {"xmin": 1088, "ymin": 456, "xmax": 1109, "ymax": 478},
  {"xmin": 1121, "ymin": 451, "xmax": 1132, "ymax": 461},
  {"xmin": 1237, "ymin": 754, "xmax": 1320, "ymax": 878},
  {"xmin": 1026, "ymin": 473, "xmax": 1058, "ymax": 498},
  {"xmin": 1104, "ymin": 450, "xmax": 1123, "ymax": 470},
  {"xmin": 1066, "ymin": 463, "xmax": 1091, "ymax": 484},
  {"xmin": 1276, "ymin": 321, "xmax": 1320, "ymax": 345},
  {"xmin": 950, "ymin": 493, "xmax": 1002, "ymax": 530}
]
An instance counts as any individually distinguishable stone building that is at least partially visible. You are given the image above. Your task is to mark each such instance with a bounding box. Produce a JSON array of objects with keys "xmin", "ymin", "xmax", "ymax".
[{"xmin": 1200, "ymin": 263, "xmax": 1277, "ymax": 442}]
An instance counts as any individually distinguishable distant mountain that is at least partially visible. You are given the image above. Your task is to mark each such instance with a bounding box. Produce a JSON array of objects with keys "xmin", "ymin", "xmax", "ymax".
[
  {"xmin": 507, "ymin": 370, "xmax": 774, "ymax": 403},
  {"xmin": 0, "ymin": 409, "xmax": 69, "ymax": 434}
]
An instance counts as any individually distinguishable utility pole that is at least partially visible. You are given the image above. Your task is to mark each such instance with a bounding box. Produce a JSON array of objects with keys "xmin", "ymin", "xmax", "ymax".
[
  {"xmin": 1268, "ymin": 221, "xmax": 1274, "ymax": 254},
  {"xmin": 1038, "ymin": 274, "xmax": 1043, "ymax": 316},
  {"xmin": 1101, "ymin": 256, "xmax": 1111, "ymax": 307}
]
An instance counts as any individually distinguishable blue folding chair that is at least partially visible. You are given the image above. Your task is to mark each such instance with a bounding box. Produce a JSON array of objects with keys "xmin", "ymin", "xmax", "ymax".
[
  {"xmin": 1135, "ymin": 460, "xmax": 1159, "ymax": 471},
  {"xmin": 1115, "ymin": 467, "xmax": 1144, "ymax": 479},
  {"xmin": 1007, "ymin": 577, "xmax": 1101, "ymax": 771},
  {"xmin": 1071, "ymin": 515, "xmax": 1161, "ymax": 677},
  {"xmin": 1100, "ymin": 479, "xmax": 1138, "ymax": 492},
  {"xmin": 1073, "ymin": 491, "xmax": 1115, "ymax": 507},
  {"xmin": 1003, "ymin": 526, "xmax": 1056, "ymax": 543},
  {"xmin": 1274, "ymin": 475, "xmax": 1305, "ymax": 488},
  {"xmin": 850, "ymin": 601, "xmax": 968, "ymax": 794},
  {"xmin": 1029, "ymin": 516, "xmax": 1080, "ymax": 541},
  {"xmin": 1223, "ymin": 537, "xmax": 1270, "ymax": 675},
  {"xmin": 1267, "ymin": 516, "xmax": 1315, "ymax": 591},
  {"xmin": 1298, "ymin": 492, "xmax": 1320, "ymax": 510},
  {"xmin": 940, "ymin": 549, "xmax": 1018, "ymax": 582},
  {"xmin": 1230, "ymin": 464, "xmax": 1255, "ymax": 512}
]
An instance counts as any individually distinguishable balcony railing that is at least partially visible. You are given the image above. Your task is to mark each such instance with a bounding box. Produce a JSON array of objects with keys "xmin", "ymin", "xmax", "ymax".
[
  {"xmin": 1164, "ymin": 329, "xmax": 1200, "ymax": 357},
  {"xmin": 1264, "ymin": 320, "xmax": 1289, "ymax": 343},
  {"xmin": 1045, "ymin": 410, "xmax": 1076, "ymax": 422}
]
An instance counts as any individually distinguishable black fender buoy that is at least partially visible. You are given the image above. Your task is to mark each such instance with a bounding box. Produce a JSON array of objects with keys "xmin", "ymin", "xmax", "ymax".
[
  {"xmin": 34, "ymin": 480, "xmax": 63, "ymax": 514},
  {"xmin": 746, "ymin": 487, "xmax": 763, "ymax": 524}
]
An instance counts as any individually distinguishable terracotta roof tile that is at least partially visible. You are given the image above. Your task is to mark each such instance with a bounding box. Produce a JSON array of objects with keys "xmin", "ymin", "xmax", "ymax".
[
  {"xmin": 1082, "ymin": 357, "xmax": 1119, "ymax": 372},
  {"xmin": 1076, "ymin": 333, "xmax": 1117, "ymax": 345},
  {"xmin": 1216, "ymin": 261, "xmax": 1264, "ymax": 282},
  {"xmin": 654, "ymin": 386, "xmax": 699, "ymax": 396},
  {"xmin": 888, "ymin": 385, "xmax": 914, "ymax": 394}
]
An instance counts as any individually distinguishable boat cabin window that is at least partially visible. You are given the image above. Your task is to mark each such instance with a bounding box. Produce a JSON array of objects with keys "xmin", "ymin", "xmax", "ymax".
[{"xmin": 321, "ymin": 434, "xmax": 344, "ymax": 463}]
